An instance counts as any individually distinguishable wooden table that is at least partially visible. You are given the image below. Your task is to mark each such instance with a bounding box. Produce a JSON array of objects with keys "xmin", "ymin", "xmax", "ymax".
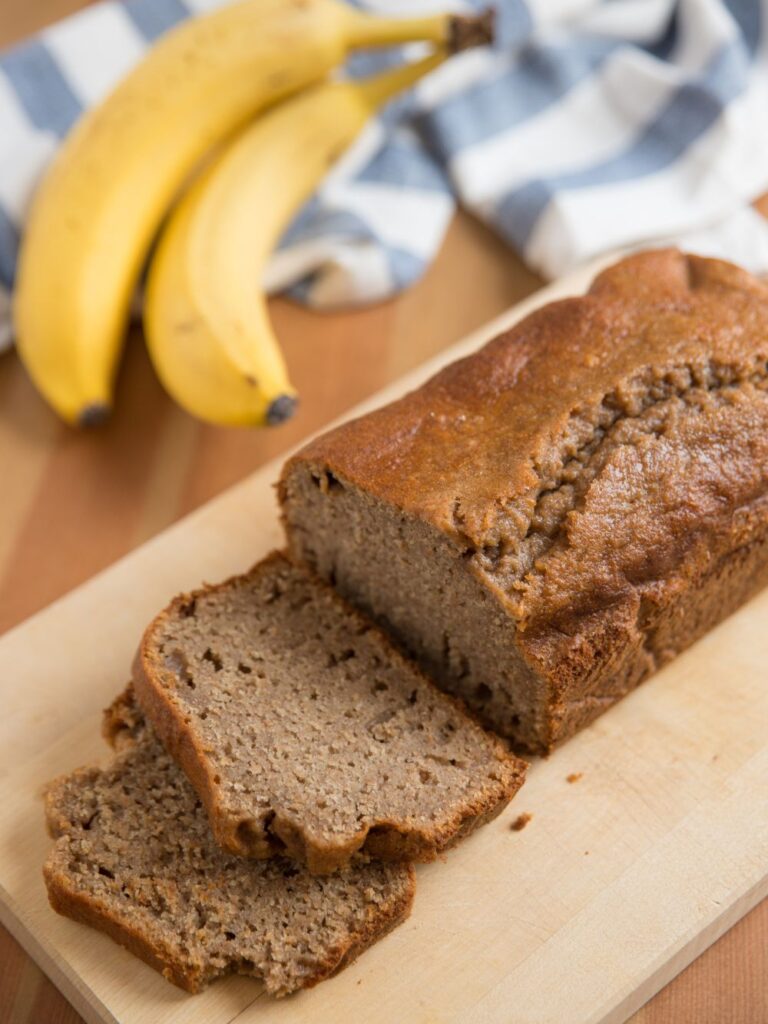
[{"xmin": 0, "ymin": 3, "xmax": 766, "ymax": 1022}]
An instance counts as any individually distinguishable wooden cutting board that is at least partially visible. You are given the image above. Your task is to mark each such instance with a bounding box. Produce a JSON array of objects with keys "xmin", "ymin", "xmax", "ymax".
[{"xmin": 1, "ymin": 255, "xmax": 766, "ymax": 1024}]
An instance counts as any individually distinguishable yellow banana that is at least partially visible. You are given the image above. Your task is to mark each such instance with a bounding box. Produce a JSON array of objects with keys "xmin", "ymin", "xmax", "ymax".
[
  {"xmin": 13, "ymin": 0, "xmax": 486, "ymax": 426},
  {"xmin": 144, "ymin": 51, "xmax": 459, "ymax": 427}
]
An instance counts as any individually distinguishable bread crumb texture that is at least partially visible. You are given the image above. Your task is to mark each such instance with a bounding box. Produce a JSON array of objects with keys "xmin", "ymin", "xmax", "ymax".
[
  {"xmin": 44, "ymin": 697, "xmax": 415, "ymax": 995},
  {"xmin": 136, "ymin": 553, "xmax": 525, "ymax": 872}
]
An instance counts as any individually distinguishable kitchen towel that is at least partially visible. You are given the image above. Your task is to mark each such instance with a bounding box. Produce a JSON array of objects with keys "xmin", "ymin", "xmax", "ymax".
[{"xmin": 1, "ymin": 0, "xmax": 768, "ymax": 352}]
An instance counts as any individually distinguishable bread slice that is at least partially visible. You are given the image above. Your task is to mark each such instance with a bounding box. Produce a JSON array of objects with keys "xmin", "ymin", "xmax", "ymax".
[
  {"xmin": 43, "ymin": 690, "xmax": 415, "ymax": 996},
  {"xmin": 133, "ymin": 552, "xmax": 526, "ymax": 874}
]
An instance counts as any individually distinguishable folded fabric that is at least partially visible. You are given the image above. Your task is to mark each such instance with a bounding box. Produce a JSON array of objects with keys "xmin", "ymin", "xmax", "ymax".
[{"xmin": 1, "ymin": 0, "xmax": 768, "ymax": 354}]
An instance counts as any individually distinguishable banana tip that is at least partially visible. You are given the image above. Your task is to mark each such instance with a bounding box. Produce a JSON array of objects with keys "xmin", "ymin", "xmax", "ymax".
[
  {"xmin": 78, "ymin": 402, "xmax": 111, "ymax": 428},
  {"xmin": 266, "ymin": 394, "xmax": 298, "ymax": 426}
]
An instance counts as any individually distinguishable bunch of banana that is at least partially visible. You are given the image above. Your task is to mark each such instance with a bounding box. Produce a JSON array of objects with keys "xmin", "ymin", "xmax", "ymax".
[{"xmin": 13, "ymin": 0, "xmax": 492, "ymax": 427}]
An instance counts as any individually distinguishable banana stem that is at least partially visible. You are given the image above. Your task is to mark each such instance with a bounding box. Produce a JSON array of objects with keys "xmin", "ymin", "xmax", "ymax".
[
  {"xmin": 344, "ymin": 7, "xmax": 494, "ymax": 54},
  {"xmin": 355, "ymin": 49, "xmax": 448, "ymax": 112}
]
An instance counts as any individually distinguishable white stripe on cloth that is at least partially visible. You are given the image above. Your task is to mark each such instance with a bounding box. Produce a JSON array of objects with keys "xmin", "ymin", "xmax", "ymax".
[
  {"xmin": 321, "ymin": 182, "xmax": 453, "ymax": 259},
  {"xmin": 43, "ymin": 3, "xmax": 146, "ymax": 106},
  {"xmin": 179, "ymin": 0, "xmax": 228, "ymax": 14},
  {"xmin": 524, "ymin": 5, "xmax": 768, "ymax": 275},
  {"xmin": 675, "ymin": 205, "xmax": 768, "ymax": 275},
  {"xmin": 525, "ymin": 0, "xmax": 606, "ymax": 26},
  {"xmin": 414, "ymin": 48, "xmax": 509, "ymax": 113},
  {"xmin": 449, "ymin": 44, "xmax": 698, "ymax": 211},
  {"xmin": 0, "ymin": 73, "xmax": 35, "ymax": 150},
  {"xmin": 578, "ymin": 0, "xmax": 678, "ymax": 41},
  {"xmin": 304, "ymin": 243, "xmax": 395, "ymax": 308},
  {"xmin": 527, "ymin": 91, "xmax": 768, "ymax": 276},
  {"xmin": 665, "ymin": 0, "xmax": 743, "ymax": 70},
  {"xmin": 0, "ymin": 136, "xmax": 56, "ymax": 223}
]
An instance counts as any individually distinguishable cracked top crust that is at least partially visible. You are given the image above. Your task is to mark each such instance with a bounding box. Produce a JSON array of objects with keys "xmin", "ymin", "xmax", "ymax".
[{"xmin": 281, "ymin": 249, "xmax": 768, "ymax": 639}]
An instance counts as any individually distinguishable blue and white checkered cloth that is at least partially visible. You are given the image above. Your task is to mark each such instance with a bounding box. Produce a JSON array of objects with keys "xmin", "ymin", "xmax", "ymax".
[{"xmin": 2, "ymin": 0, "xmax": 768, "ymax": 352}]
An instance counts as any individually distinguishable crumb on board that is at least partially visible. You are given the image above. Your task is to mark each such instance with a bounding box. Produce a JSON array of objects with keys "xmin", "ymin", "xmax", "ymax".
[
  {"xmin": 566, "ymin": 772, "xmax": 583, "ymax": 784},
  {"xmin": 510, "ymin": 812, "xmax": 532, "ymax": 832}
]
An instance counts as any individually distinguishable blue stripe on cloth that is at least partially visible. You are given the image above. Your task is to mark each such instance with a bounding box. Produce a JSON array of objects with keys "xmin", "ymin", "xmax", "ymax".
[
  {"xmin": 123, "ymin": 0, "xmax": 190, "ymax": 42},
  {"xmin": 356, "ymin": 141, "xmax": 449, "ymax": 191},
  {"xmin": 287, "ymin": 247, "xmax": 427, "ymax": 303},
  {"xmin": 286, "ymin": 276, "xmax": 316, "ymax": 304},
  {"xmin": 290, "ymin": 243, "xmax": 427, "ymax": 301},
  {"xmin": 496, "ymin": 33, "xmax": 755, "ymax": 249},
  {"xmin": 278, "ymin": 204, "xmax": 376, "ymax": 250},
  {"xmin": 646, "ymin": 4, "xmax": 679, "ymax": 60},
  {"xmin": 0, "ymin": 40, "xmax": 82, "ymax": 137},
  {"xmin": 723, "ymin": 0, "xmax": 761, "ymax": 55},
  {"xmin": 387, "ymin": 245, "xmax": 426, "ymax": 289},
  {"xmin": 281, "ymin": 205, "xmax": 431, "ymax": 300},
  {"xmin": 415, "ymin": 36, "xmax": 620, "ymax": 158},
  {"xmin": 0, "ymin": 206, "xmax": 19, "ymax": 289}
]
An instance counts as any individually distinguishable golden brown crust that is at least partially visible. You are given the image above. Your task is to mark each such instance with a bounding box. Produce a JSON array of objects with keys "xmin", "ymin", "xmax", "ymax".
[
  {"xmin": 305, "ymin": 864, "xmax": 416, "ymax": 990},
  {"xmin": 535, "ymin": 496, "xmax": 768, "ymax": 748},
  {"xmin": 281, "ymin": 250, "xmax": 768, "ymax": 531},
  {"xmin": 279, "ymin": 249, "xmax": 768, "ymax": 752},
  {"xmin": 43, "ymin": 857, "xmax": 415, "ymax": 995},
  {"xmin": 44, "ymin": 859, "xmax": 203, "ymax": 991},
  {"xmin": 102, "ymin": 684, "xmax": 144, "ymax": 749},
  {"xmin": 132, "ymin": 552, "xmax": 525, "ymax": 873},
  {"xmin": 132, "ymin": 640, "xmax": 239, "ymax": 849},
  {"xmin": 44, "ymin": 764, "xmax": 208, "ymax": 992}
]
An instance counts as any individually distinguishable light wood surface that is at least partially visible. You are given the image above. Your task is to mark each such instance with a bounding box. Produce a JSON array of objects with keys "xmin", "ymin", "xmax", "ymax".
[
  {"xmin": 1, "ymin": 5, "xmax": 767, "ymax": 1023},
  {"xmin": 0, "ymin": 261, "xmax": 767, "ymax": 1024}
]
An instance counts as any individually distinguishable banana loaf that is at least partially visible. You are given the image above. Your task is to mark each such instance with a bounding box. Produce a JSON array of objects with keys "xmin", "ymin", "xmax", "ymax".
[{"xmin": 280, "ymin": 249, "xmax": 768, "ymax": 753}]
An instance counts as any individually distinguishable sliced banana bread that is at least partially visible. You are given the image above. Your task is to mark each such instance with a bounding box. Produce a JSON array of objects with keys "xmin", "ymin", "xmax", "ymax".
[
  {"xmin": 279, "ymin": 249, "xmax": 768, "ymax": 753},
  {"xmin": 133, "ymin": 552, "xmax": 525, "ymax": 874},
  {"xmin": 44, "ymin": 691, "xmax": 415, "ymax": 996}
]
